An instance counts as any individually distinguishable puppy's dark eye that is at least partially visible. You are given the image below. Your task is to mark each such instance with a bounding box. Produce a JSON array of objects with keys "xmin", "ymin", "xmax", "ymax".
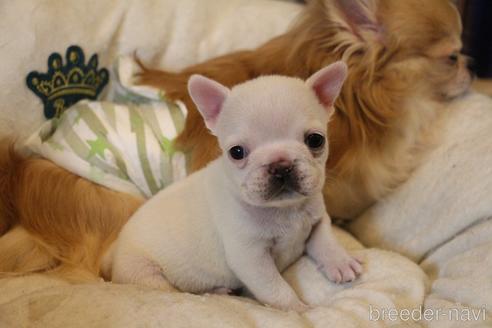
[
  {"xmin": 229, "ymin": 146, "xmax": 246, "ymax": 160},
  {"xmin": 305, "ymin": 133, "xmax": 325, "ymax": 150}
]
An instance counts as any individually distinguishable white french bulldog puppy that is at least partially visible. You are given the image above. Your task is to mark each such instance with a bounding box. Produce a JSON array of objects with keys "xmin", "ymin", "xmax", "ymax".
[{"xmin": 110, "ymin": 61, "xmax": 362, "ymax": 311}]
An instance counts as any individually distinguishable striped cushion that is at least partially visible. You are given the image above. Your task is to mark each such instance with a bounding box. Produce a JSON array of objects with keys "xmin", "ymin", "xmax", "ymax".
[{"xmin": 25, "ymin": 100, "xmax": 187, "ymax": 198}]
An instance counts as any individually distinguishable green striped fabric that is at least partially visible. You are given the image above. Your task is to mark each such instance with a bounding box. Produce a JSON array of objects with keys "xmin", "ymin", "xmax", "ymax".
[{"xmin": 25, "ymin": 100, "xmax": 187, "ymax": 198}]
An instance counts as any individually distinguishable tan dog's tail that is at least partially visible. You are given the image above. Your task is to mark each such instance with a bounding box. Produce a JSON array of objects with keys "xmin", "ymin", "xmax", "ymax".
[
  {"xmin": 0, "ymin": 139, "xmax": 144, "ymax": 281},
  {"xmin": 0, "ymin": 140, "xmax": 21, "ymax": 235},
  {"xmin": 0, "ymin": 140, "xmax": 58, "ymax": 275},
  {"xmin": 0, "ymin": 226, "xmax": 58, "ymax": 275}
]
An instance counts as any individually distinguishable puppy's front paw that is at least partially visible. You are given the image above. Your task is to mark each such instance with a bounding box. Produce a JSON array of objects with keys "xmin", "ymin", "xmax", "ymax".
[{"xmin": 318, "ymin": 253, "xmax": 363, "ymax": 284}]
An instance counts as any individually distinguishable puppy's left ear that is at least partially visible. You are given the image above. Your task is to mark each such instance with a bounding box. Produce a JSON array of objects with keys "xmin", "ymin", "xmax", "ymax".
[
  {"xmin": 306, "ymin": 61, "xmax": 348, "ymax": 113},
  {"xmin": 188, "ymin": 75, "xmax": 230, "ymax": 132}
]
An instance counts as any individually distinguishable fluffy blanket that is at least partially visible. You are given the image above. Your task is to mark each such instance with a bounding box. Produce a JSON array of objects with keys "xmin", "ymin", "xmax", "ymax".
[
  {"xmin": 350, "ymin": 92, "xmax": 492, "ymax": 327},
  {"xmin": 0, "ymin": 229, "xmax": 426, "ymax": 327}
]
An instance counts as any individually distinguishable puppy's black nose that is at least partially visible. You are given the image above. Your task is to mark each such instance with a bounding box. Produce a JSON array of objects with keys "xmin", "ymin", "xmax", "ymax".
[{"xmin": 268, "ymin": 160, "xmax": 293, "ymax": 179}]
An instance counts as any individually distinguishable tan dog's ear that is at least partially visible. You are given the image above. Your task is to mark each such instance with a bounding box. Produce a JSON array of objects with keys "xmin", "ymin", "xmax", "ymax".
[
  {"xmin": 188, "ymin": 75, "xmax": 230, "ymax": 132},
  {"xmin": 329, "ymin": 0, "xmax": 381, "ymax": 42},
  {"xmin": 306, "ymin": 61, "xmax": 347, "ymax": 113}
]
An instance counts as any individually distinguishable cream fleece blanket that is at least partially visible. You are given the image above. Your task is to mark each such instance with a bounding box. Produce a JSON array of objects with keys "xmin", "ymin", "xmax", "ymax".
[
  {"xmin": 350, "ymin": 92, "xmax": 492, "ymax": 327},
  {"xmin": 0, "ymin": 229, "xmax": 427, "ymax": 328}
]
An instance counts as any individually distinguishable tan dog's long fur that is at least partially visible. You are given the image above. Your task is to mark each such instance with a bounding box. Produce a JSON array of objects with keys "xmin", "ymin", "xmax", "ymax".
[
  {"xmin": 140, "ymin": 0, "xmax": 468, "ymax": 219},
  {"xmin": 0, "ymin": 141, "xmax": 143, "ymax": 281},
  {"xmin": 0, "ymin": 0, "xmax": 469, "ymax": 282}
]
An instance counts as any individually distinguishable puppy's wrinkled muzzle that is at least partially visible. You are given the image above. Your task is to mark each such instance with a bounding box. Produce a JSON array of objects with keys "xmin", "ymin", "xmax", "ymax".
[
  {"xmin": 266, "ymin": 160, "xmax": 302, "ymax": 200},
  {"xmin": 241, "ymin": 153, "xmax": 323, "ymax": 207}
]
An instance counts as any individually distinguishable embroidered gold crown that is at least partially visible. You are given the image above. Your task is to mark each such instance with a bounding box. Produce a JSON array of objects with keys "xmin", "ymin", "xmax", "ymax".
[{"xmin": 26, "ymin": 45, "xmax": 109, "ymax": 119}]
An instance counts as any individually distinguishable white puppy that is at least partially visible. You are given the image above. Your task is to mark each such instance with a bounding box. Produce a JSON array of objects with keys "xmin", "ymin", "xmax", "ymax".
[{"xmin": 110, "ymin": 61, "xmax": 362, "ymax": 311}]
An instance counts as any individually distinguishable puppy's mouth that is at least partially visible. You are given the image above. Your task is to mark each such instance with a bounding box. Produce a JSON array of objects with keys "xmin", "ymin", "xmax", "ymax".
[{"xmin": 264, "ymin": 175, "xmax": 307, "ymax": 201}]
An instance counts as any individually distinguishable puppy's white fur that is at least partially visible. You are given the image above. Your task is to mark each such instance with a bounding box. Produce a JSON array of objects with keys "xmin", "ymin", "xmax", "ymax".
[{"xmin": 109, "ymin": 62, "xmax": 362, "ymax": 311}]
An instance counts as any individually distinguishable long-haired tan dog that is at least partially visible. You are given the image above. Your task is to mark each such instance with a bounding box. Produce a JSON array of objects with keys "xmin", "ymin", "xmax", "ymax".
[
  {"xmin": 142, "ymin": 0, "xmax": 470, "ymax": 219},
  {"xmin": 0, "ymin": 0, "xmax": 470, "ymax": 281}
]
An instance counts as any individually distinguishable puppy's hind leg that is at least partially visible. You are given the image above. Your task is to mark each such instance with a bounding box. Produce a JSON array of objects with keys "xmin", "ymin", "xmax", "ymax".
[{"xmin": 112, "ymin": 253, "xmax": 177, "ymax": 292}]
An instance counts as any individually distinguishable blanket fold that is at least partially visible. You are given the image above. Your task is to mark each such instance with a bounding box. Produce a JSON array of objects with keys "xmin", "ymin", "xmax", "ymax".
[{"xmin": 0, "ymin": 228, "xmax": 426, "ymax": 328}]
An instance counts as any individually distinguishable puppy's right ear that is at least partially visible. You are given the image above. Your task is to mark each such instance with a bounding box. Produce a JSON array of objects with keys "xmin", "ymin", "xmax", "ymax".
[
  {"xmin": 188, "ymin": 75, "xmax": 230, "ymax": 131},
  {"xmin": 306, "ymin": 61, "xmax": 348, "ymax": 113}
]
